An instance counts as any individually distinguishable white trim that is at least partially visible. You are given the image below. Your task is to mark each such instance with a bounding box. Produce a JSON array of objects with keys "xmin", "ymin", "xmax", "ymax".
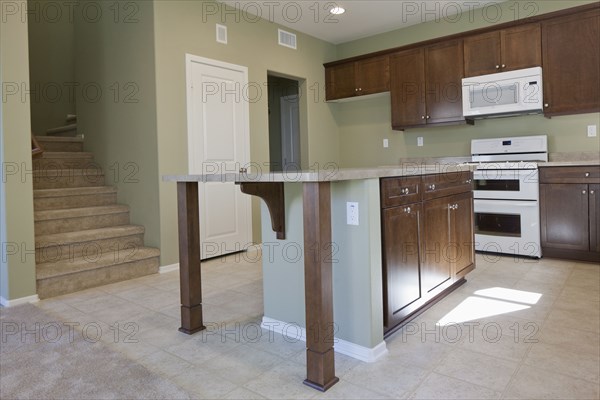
[
  {"xmin": 159, "ymin": 263, "xmax": 179, "ymax": 274},
  {"xmin": 0, "ymin": 294, "xmax": 40, "ymax": 307},
  {"xmin": 261, "ymin": 316, "xmax": 388, "ymax": 363}
]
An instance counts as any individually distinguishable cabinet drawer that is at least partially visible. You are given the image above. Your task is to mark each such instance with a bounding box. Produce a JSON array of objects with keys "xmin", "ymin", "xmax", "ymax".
[
  {"xmin": 381, "ymin": 176, "xmax": 422, "ymax": 208},
  {"xmin": 422, "ymin": 171, "xmax": 473, "ymax": 200},
  {"xmin": 540, "ymin": 166, "xmax": 600, "ymax": 184}
]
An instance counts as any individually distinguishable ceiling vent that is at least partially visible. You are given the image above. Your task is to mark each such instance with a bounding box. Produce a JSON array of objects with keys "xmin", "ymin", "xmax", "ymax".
[
  {"xmin": 216, "ymin": 24, "xmax": 227, "ymax": 44},
  {"xmin": 278, "ymin": 29, "xmax": 297, "ymax": 50}
]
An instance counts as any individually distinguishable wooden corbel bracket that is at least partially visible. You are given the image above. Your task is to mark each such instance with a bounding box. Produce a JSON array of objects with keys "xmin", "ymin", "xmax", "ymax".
[{"xmin": 239, "ymin": 182, "xmax": 285, "ymax": 240}]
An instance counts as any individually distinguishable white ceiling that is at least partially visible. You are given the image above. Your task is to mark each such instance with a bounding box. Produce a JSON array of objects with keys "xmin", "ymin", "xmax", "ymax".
[{"xmin": 221, "ymin": 1, "xmax": 506, "ymax": 44}]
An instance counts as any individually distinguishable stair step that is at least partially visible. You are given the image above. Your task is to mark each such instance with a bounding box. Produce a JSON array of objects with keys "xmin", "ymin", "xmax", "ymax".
[
  {"xmin": 34, "ymin": 186, "xmax": 118, "ymax": 210},
  {"xmin": 34, "ymin": 205, "xmax": 130, "ymax": 236},
  {"xmin": 33, "ymin": 168, "xmax": 105, "ymax": 189},
  {"xmin": 37, "ymin": 247, "xmax": 160, "ymax": 299},
  {"xmin": 33, "ymin": 152, "xmax": 94, "ymax": 169},
  {"xmin": 35, "ymin": 136, "xmax": 83, "ymax": 152},
  {"xmin": 36, "ymin": 225, "xmax": 145, "ymax": 264}
]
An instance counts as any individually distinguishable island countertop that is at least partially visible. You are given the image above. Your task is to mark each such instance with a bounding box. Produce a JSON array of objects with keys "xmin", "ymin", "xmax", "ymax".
[{"xmin": 163, "ymin": 162, "xmax": 475, "ymax": 183}]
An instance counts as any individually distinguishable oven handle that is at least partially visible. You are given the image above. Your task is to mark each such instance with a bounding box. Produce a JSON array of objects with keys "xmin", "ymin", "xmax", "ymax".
[{"xmin": 474, "ymin": 199, "xmax": 539, "ymax": 208}]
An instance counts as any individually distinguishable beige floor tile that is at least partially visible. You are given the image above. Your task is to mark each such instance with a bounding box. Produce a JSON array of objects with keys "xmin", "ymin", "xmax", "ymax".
[
  {"xmin": 243, "ymin": 360, "xmax": 318, "ymax": 400},
  {"xmin": 290, "ymin": 351, "xmax": 363, "ymax": 379},
  {"xmin": 386, "ymin": 328, "xmax": 456, "ymax": 369},
  {"xmin": 504, "ymin": 364, "xmax": 599, "ymax": 399},
  {"xmin": 434, "ymin": 348, "xmax": 519, "ymax": 392},
  {"xmin": 524, "ymin": 342, "xmax": 600, "ymax": 383},
  {"xmin": 409, "ymin": 372, "xmax": 501, "ymax": 399},
  {"xmin": 138, "ymin": 349, "xmax": 195, "ymax": 378},
  {"xmin": 164, "ymin": 331, "xmax": 243, "ymax": 365},
  {"xmin": 457, "ymin": 329, "xmax": 533, "ymax": 362},
  {"xmin": 171, "ymin": 368, "xmax": 239, "ymax": 399},
  {"xmin": 343, "ymin": 356, "xmax": 428, "ymax": 398},
  {"xmin": 545, "ymin": 308, "xmax": 600, "ymax": 333},
  {"xmin": 205, "ymin": 345, "xmax": 285, "ymax": 385},
  {"xmin": 314, "ymin": 379, "xmax": 394, "ymax": 399},
  {"xmin": 537, "ymin": 325, "xmax": 600, "ymax": 355},
  {"xmin": 222, "ymin": 387, "xmax": 266, "ymax": 399}
]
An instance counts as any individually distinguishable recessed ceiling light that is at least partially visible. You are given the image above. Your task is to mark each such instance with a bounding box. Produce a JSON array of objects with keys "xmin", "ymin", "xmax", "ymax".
[{"xmin": 330, "ymin": 6, "xmax": 345, "ymax": 15}]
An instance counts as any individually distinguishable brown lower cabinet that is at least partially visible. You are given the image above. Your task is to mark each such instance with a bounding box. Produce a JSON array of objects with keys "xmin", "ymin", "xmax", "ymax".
[
  {"xmin": 381, "ymin": 173, "xmax": 475, "ymax": 335},
  {"xmin": 540, "ymin": 166, "xmax": 600, "ymax": 262}
]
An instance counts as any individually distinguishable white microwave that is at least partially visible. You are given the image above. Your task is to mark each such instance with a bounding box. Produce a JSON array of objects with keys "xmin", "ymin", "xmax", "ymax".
[{"xmin": 462, "ymin": 67, "xmax": 543, "ymax": 118}]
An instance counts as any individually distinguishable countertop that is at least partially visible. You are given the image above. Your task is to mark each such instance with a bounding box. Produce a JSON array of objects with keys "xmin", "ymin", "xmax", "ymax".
[
  {"xmin": 539, "ymin": 160, "xmax": 600, "ymax": 167},
  {"xmin": 163, "ymin": 163, "xmax": 475, "ymax": 183}
]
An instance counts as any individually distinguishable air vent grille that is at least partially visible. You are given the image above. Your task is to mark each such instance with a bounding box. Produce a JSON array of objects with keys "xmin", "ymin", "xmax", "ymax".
[
  {"xmin": 278, "ymin": 29, "xmax": 297, "ymax": 49},
  {"xmin": 216, "ymin": 24, "xmax": 227, "ymax": 44}
]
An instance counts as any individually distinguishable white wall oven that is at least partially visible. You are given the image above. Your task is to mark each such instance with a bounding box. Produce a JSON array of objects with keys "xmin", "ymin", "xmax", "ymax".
[{"xmin": 470, "ymin": 136, "xmax": 548, "ymax": 258}]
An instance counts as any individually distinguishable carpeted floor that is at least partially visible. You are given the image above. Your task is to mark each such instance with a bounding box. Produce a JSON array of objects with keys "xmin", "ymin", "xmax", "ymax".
[{"xmin": 0, "ymin": 303, "xmax": 192, "ymax": 399}]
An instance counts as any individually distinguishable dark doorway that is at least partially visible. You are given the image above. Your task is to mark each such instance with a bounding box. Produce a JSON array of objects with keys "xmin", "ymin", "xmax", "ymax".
[{"xmin": 267, "ymin": 75, "xmax": 301, "ymax": 172}]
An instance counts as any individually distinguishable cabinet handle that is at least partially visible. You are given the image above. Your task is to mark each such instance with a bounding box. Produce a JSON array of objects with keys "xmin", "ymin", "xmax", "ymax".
[
  {"xmin": 429, "ymin": 184, "xmax": 436, "ymax": 191},
  {"xmin": 582, "ymin": 190, "xmax": 587, "ymax": 195},
  {"xmin": 585, "ymin": 172, "xmax": 590, "ymax": 177},
  {"xmin": 449, "ymin": 204, "xmax": 458, "ymax": 210},
  {"xmin": 401, "ymin": 188, "xmax": 410, "ymax": 195},
  {"xmin": 239, "ymin": 167, "xmax": 248, "ymax": 173},
  {"xmin": 495, "ymin": 65, "xmax": 500, "ymax": 69},
  {"xmin": 465, "ymin": 179, "xmax": 472, "ymax": 184},
  {"xmin": 404, "ymin": 207, "xmax": 411, "ymax": 214}
]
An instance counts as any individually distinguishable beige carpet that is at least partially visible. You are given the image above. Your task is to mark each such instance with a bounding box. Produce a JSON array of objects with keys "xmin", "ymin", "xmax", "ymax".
[{"xmin": 0, "ymin": 304, "xmax": 192, "ymax": 399}]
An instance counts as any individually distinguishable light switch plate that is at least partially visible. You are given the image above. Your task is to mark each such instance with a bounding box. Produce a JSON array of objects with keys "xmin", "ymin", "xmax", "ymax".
[
  {"xmin": 417, "ymin": 137, "xmax": 424, "ymax": 147},
  {"xmin": 383, "ymin": 139, "xmax": 389, "ymax": 148},
  {"xmin": 588, "ymin": 125, "xmax": 597, "ymax": 137},
  {"xmin": 347, "ymin": 202, "xmax": 359, "ymax": 226}
]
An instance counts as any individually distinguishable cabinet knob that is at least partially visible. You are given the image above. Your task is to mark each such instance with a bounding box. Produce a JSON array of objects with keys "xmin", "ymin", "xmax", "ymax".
[
  {"xmin": 585, "ymin": 172, "xmax": 590, "ymax": 177},
  {"xmin": 502, "ymin": 64, "xmax": 506, "ymax": 68},
  {"xmin": 239, "ymin": 167, "xmax": 248, "ymax": 173},
  {"xmin": 421, "ymin": 116, "xmax": 425, "ymax": 120},
  {"xmin": 355, "ymin": 88, "xmax": 358, "ymax": 92},
  {"xmin": 495, "ymin": 65, "xmax": 500, "ymax": 69},
  {"xmin": 582, "ymin": 190, "xmax": 587, "ymax": 195},
  {"xmin": 401, "ymin": 188, "xmax": 410, "ymax": 195},
  {"xmin": 429, "ymin": 184, "xmax": 436, "ymax": 191},
  {"xmin": 404, "ymin": 207, "xmax": 411, "ymax": 214},
  {"xmin": 544, "ymin": 103, "xmax": 549, "ymax": 108},
  {"xmin": 465, "ymin": 179, "xmax": 472, "ymax": 184},
  {"xmin": 426, "ymin": 115, "xmax": 430, "ymax": 119},
  {"xmin": 591, "ymin": 190, "xmax": 595, "ymax": 195}
]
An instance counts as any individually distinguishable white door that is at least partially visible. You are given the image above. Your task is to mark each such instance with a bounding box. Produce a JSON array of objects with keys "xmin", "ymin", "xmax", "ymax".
[
  {"xmin": 186, "ymin": 55, "xmax": 251, "ymax": 259},
  {"xmin": 280, "ymin": 94, "xmax": 300, "ymax": 171}
]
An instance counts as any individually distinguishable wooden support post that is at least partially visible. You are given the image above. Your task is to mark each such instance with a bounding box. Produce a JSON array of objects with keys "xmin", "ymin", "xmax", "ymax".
[
  {"xmin": 302, "ymin": 182, "xmax": 339, "ymax": 391},
  {"xmin": 176, "ymin": 182, "xmax": 205, "ymax": 334}
]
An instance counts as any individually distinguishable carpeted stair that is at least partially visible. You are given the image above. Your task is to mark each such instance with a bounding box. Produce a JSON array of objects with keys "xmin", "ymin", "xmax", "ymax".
[{"xmin": 33, "ymin": 135, "xmax": 160, "ymax": 299}]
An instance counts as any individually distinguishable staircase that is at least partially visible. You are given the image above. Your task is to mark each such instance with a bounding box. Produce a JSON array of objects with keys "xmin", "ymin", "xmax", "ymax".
[{"xmin": 33, "ymin": 135, "xmax": 160, "ymax": 299}]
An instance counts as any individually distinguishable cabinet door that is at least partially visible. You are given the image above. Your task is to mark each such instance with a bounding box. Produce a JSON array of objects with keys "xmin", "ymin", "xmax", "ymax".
[
  {"xmin": 542, "ymin": 9, "xmax": 600, "ymax": 116},
  {"xmin": 355, "ymin": 56, "xmax": 389, "ymax": 96},
  {"xmin": 325, "ymin": 62, "xmax": 356, "ymax": 101},
  {"xmin": 425, "ymin": 40, "xmax": 465, "ymax": 125},
  {"xmin": 421, "ymin": 197, "xmax": 452, "ymax": 294},
  {"xmin": 463, "ymin": 31, "xmax": 501, "ymax": 77},
  {"xmin": 590, "ymin": 184, "xmax": 600, "ymax": 253},
  {"xmin": 540, "ymin": 183, "xmax": 590, "ymax": 251},
  {"xmin": 449, "ymin": 192, "xmax": 475, "ymax": 277},
  {"xmin": 501, "ymin": 24, "xmax": 542, "ymax": 72},
  {"xmin": 382, "ymin": 204, "xmax": 422, "ymax": 329},
  {"xmin": 390, "ymin": 49, "xmax": 426, "ymax": 129}
]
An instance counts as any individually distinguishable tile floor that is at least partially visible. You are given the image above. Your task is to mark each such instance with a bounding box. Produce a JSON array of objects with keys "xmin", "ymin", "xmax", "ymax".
[{"xmin": 28, "ymin": 252, "xmax": 600, "ymax": 399}]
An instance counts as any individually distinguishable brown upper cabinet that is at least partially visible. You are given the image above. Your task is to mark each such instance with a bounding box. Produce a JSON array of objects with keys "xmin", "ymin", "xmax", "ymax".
[
  {"xmin": 390, "ymin": 40, "xmax": 465, "ymax": 130},
  {"xmin": 463, "ymin": 24, "xmax": 541, "ymax": 77},
  {"xmin": 542, "ymin": 8, "xmax": 600, "ymax": 116},
  {"xmin": 325, "ymin": 55, "xmax": 389, "ymax": 101}
]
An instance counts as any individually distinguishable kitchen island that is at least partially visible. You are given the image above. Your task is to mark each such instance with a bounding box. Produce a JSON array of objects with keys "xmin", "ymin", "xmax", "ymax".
[{"xmin": 164, "ymin": 162, "xmax": 475, "ymax": 392}]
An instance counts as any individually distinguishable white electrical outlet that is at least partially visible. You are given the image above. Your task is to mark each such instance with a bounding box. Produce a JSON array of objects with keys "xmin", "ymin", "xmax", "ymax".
[
  {"xmin": 383, "ymin": 139, "xmax": 389, "ymax": 148},
  {"xmin": 588, "ymin": 125, "xmax": 597, "ymax": 137},
  {"xmin": 417, "ymin": 137, "xmax": 424, "ymax": 147},
  {"xmin": 346, "ymin": 202, "xmax": 359, "ymax": 226}
]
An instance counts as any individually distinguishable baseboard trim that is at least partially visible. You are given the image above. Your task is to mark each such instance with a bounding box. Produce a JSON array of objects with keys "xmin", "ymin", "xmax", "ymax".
[
  {"xmin": 261, "ymin": 316, "xmax": 387, "ymax": 363},
  {"xmin": 0, "ymin": 294, "xmax": 40, "ymax": 307},
  {"xmin": 159, "ymin": 263, "xmax": 179, "ymax": 274}
]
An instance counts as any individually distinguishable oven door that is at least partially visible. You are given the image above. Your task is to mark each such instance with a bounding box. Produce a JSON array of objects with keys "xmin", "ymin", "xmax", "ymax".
[
  {"xmin": 473, "ymin": 169, "xmax": 538, "ymax": 200},
  {"xmin": 474, "ymin": 199, "xmax": 541, "ymax": 258}
]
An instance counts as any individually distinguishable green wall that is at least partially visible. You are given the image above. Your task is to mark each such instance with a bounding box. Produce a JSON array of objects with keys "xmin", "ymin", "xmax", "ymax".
[
  {"xmin": 332, "ymin": 0, "xmax": 600, "ymax": 168},
  {"xmin": 74, "ymin": 1, "xmax": 161, "ymax": 251},
  {"xmin": 154, "ymin": 0, "xmax": 339, "ymax": 265},
  {"xmin": 0, "ymin": 13, "xmax": 37, "ymax": 302},
  {"xmin": 27, "ymin": 0, "xmax": 76, "ymax": 135}
]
